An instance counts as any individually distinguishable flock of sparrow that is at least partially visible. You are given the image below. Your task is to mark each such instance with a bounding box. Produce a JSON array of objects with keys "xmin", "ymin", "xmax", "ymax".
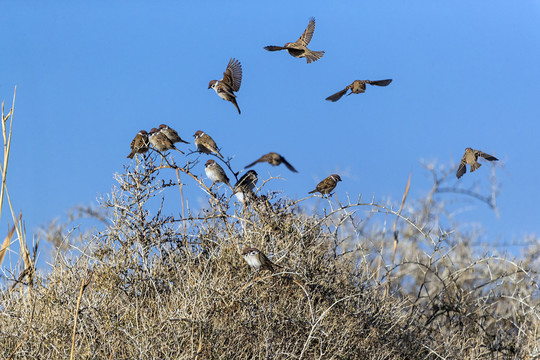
[{"xmin": 126, "ymin": 18, "xmax": 499, "ymax": 272}]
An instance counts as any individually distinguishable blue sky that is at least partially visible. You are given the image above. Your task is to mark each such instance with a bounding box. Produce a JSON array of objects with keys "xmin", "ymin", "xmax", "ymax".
[{"xmin": 1, "ymin": 1, "xmax": 540, "ymax": 259}]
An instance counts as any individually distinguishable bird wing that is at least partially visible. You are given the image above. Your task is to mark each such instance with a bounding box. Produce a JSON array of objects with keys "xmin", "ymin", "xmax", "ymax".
[
  {"xmin": 317, "ymin": 177, "xmax": 333, "ymax": 192},
  {"xmin": 476, "ymin": 151, "xmax": 498, "ymax": 162},
  {"xmin": 222, "ymin": 58, "xmax": 242, "ymax": 92},
  {"xmin": 295, "ymin": 17, "xmax": 316, "ymax": 47},
  {"xmin": 245, "ymin": 158, "xmax": 263, "ymax": 169},
  {"xmin": 264, "ymin": 45, "xmax": 287, "ymax": 51},
  {"xmin": 456, "ymin": 158, "xmax": 467, "ymax": 179},
  {"xmin": 367, "ymin": 79, "xmax": 393, "ymax": 87},
  {"xmin": 281, "ymin": 157, "xmax": 298, "ymax": 172},
  {"xmin": 325, "ymin": 85, "xmax": 351, "ymax": 102}
]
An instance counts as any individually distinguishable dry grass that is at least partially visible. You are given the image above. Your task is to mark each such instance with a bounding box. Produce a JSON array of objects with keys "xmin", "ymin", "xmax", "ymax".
[{"xmin": 0, "ymin": 111, "xmax": 539, "ymax": 358}]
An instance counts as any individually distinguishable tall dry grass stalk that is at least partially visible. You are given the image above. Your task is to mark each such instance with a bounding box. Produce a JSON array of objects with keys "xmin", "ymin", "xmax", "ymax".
[{"xmin": 0, "ymin": 87, "xmax": 37, "ymax": 299}]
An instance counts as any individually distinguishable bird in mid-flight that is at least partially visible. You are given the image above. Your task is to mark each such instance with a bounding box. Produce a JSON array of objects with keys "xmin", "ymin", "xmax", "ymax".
[
  {"xmin": 309, "ymin": 174, "xmax": 342, "ymax": 195},
  {"xmin": 456, "ymin": 147, "xmax": 498, "ymax": 179},
  {"xmin": 245, "ymin": 152, "xmax": 298, "ymax": 173},
  {"xmin": 264, "ymin": 17, "xmax": 324, "ymax": 64},
  {"xmin": 127, "ymin": 130, "xmax": 149, "ymax": 159},
  {"xmin": 208, "ymin": 58, "xmax": 243, "ymax": 114},
  {"xmin": 326, "ymin": 79, "xmax": 393, "ymax": 102}
]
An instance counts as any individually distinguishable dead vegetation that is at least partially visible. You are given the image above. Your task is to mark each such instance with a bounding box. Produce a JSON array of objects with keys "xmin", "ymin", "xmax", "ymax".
[{"xmin": 0, "ymin": 90, "xmax": 539, "ymax": 359}]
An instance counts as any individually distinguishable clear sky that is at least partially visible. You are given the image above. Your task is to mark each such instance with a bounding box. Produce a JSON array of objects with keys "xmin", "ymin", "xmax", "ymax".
[{"xmin": 1, "ymin": 1, "xmax": 540, "ymax": 257}]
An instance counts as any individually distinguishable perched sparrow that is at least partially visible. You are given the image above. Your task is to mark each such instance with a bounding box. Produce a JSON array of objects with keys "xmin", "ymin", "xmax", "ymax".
[
  {"xmin": 208, "ymin": 58, "xmax": 242, "ymax": 114},
  {"xmin": 326, "ymin": 79, "xmax": 393, "ymax": 102},
  {"xmin": 456, "ymin": 147, "xmax": 498, "ymax": 179},
  {"xmin": 233, "ymin": 170, "xmax": 258, "ymax": 204},
  {"xmin": 149, "ymin": 128, "xmax": 184, "ymax": 154},
  {"xmin": 309, "ymin": 174, "xmax": 342, "ymax": 195},
  {"xmin": 205, "ymin": 159, "xmax": 231, "ymax": 188},
  {"xmin": 245, "ymin": 152, "xmax": 298, "ymax": 173},
  {"xmin": 264, "ymin": 17, "xmax": 325, "ymax": 64},
  {"xmin": 242, "ymin": 247, "xmax": 279, "ymax": 272},
  {"xmin": 193, "ymin": 130, "xmax": 223, "ymax": 158},
  {"xmin": 158, "ymin": 124, "xmax": 189, "ymax": 144},
  {"xmin": 127, "ymin": 130, "xmax": 149, "ymax": 159}
]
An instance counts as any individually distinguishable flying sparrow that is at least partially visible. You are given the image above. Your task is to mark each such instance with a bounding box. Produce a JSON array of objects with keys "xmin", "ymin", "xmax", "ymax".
[
  {"xmin": 205, "ymin": 159, "xmax": 231, "ymax": 189},
  {"xmin": 208, "ymin": 58, "xmax": 242, "ymax": 114},
  {"xmin": 245, "ymin": 152, "xmax": 298, "ymax": 173},
  {"xmin": 325, "ymin": 79, "xmax": 393, "ymax": 102},
  {"xmin": 158, "ymin": 124, "xmax": 189, "ymax": 144},
  {"xmin": 127, "ymin": 130, "xmax": 149, "ymax": 159},
  {"xmin": 264, "ymin": 17, "xmax": 325, "ymax": 64},
  {"xmin": 309, "ymin": 174, "xmax": 342, "ymax": 195},
  {"xmin": 242, "ymin": 247, "xmax": 279, "ymax": 272},
  {"xmin": 193, "ymin": 130, "xmax": 223, "ymax": 158},
  {"xmin": 233, "ymin": 170, "xmax": 258, "ymax": 204},
  {"xmin": 149, "ymin": 128, "xmax": 184, "ymax": 154},
  {"xmin": 456, "ymin": 147, "xmax": 498, "ymax": 179}
]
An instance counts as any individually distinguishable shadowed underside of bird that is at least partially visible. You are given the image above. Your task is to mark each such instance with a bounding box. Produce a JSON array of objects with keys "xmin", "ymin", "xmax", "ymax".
[{"xmin": 325, "ymin": 79, "xmax": 393, "ymax": 102}]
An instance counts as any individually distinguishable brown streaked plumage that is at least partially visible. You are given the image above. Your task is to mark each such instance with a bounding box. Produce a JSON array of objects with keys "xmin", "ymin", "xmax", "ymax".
[
  {"xmin": 309, "ymin": 174, "xmax": 342, "ymax": 195},
  {"xmin": 208, "ymin": 58, "xmax": 242, "ymax": 114},
  {"xmin": 264, "ymin": 17, "xmax": 324, "ymax": 64},
  {"xmin": 193, "ymin": 130, "xmax": 223, "ymax": 158},
  {"xmin": 241, "ymin": 247, "xmax": 280, "ymax": 272},
  {"xmin": 205, "ymin": 159, "xmax": 231, "ymax": 189},
  {"xmin": 326, "ymin": 79, "xmax": 392, "ymax": 102},
  {"xmin": 149, "ymin": 128, "xmax": 184, "ymax": 154},
  {"xmin": 127, "ymin": 130, "xmax": 149, "ymax": 159},
  {"xmin": 456, "ymin": 147, "xmax": 498, "ymax": 179},
  {"xmin": 245, "ymin": 152, "xmax": 298, "ymax": 173},
  {"xmin": 158, "ymin": 124, "xmax": 189, "ymax": 144}
]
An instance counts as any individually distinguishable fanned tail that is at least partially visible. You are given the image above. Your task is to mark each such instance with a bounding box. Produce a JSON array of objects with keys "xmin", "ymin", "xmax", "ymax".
[{"xmin": 305, "ymin": 50, "xmax": 325, "ymax": 64}]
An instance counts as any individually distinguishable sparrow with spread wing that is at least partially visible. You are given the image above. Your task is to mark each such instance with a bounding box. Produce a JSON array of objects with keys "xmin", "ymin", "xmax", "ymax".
[
  {"xmin": 309, "ymin": 174, "xmax": 342, "ymax": 195},
  {"xmin": 193, "ymin": 130, "xmax": 223, "ymax": 159},
  {"xmin": 127, "ymin": 130, "xmax": 149, "ymax": 159},
  {"xmin": 264, "ymin": 17, "xmax": 324, "ymax": 64},
  {"xmin": 456, "ymin": 147, "xmax": 498, "ymax": 179},
  {"xmin": 245, "ymin": 152, "xmax": 298, "ymax": 173},
  {"xmin": 208, "ymin": 58, "xmax": 243, "ymax": 114},
  {"xmin": 326, "ymin": 79, "xmax": 392, "ymax": 102}
]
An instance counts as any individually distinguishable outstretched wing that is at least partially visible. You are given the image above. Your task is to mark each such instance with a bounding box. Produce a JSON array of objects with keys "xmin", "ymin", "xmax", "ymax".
[
  {"xmin": 295, "ymin": 17, "xmax": 316, "ymax": 47},
  {"xmin": 367, "ymin": 79, "xmax": 393, "ymax": 87},
  {"xmin": 222, "ymin": 58, "xmax": 242, "ymax": 92},
  {"xmin": 456, "ymin": 159, "xmax": 467, "ymax": 179},
  {"xmin": 476, "ymin": 151, "xmax": 498, "ymax": 162},
  {"xmin": 325, "ymin": 85, "xmax": 351, "ymax": 102},
  {"xmin": 245, "ymin": 157, "xmax": 264, "ymax": 169},
  {"xmin": 264, "ymin": 45, "xmax": 287, "ymax": 51},
  {"xmin": 281, "ymin": 157, "xmax": 298, "ymax": 172}
]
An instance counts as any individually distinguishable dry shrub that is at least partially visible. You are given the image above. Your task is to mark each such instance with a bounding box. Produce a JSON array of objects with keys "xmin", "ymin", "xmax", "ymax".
[{"xmin": 0, "ymin": 155, "xmax": 539, "ymax": 359}]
